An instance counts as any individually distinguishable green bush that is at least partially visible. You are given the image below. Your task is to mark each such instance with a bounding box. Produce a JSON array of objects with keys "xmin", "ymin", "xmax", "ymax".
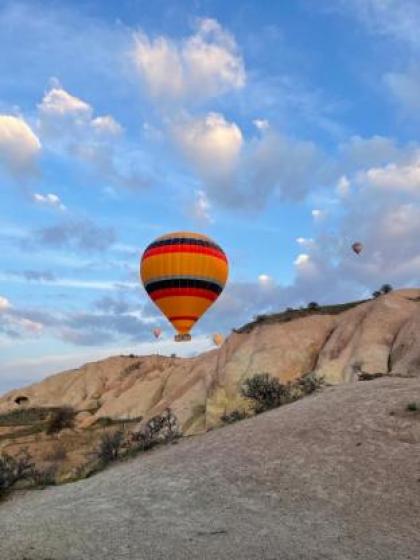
[
  {"xmin": 241, "ymin": 373, "xmax": 292, "ymax": 414},
  {"xmin": 406, "ymin": 402, "xmax": 419, "ymax": 412},
  {"xmin": 295, "ymin": 372, "xmax": 324, "ymax": 395},
  {"xmin": 221, "ymin": 410, "xmax": 248, "ymax": 424}
]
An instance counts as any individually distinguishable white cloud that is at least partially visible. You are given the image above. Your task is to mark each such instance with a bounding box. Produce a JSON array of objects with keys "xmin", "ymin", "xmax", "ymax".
[
  {"xmin": 335, "ymin": 0, "xmax": 420, "ymax": 50},
  {"xmin": 33, "ymin": 192, "xmax": 66, "ymax": 210},
  {"xmin": 362, "ymin": 154, "xmax": 420, "ymax": 193},
  {"xmin": 0, "ymin": 296, "xmax": 11, "ymax": 312},
  {"xmin": 133, "ymin": 18, "xmax": 245, "ymax": 101},
  {"xmin": 192, "ymin": 190, "xmax": 213, "ymax": 223},
  {"xmin": 258, "ymin": 274, "xmax": 272, "ymax": 284},
  {"xmin": 13, "ymin": 317, "xmax": 43, "ymax": 334},
  {"xmin": 38, "ymin": 86, "xmax": 92, "ymax": 117},
  {"xmin": 339, "ymin": 135, "xmax": 400, "ymax": 169},
  {"xmin": 296, "ymin": 237, "xmax": 315, "ymax": 248},
  {"xmin": 294, "ymin": 254, "xmax": 310, "ymax": 266},
  {"xmin": 311, "ymin": 209, "xmax": 327, "ymax": 221},
  {"xmin": 36, "ymin": 85, "xmax": 143, "ymax": 189},
  {"xmin": 173, "ymin": 112, "xmax": 243, "ymax": 178},
  {"xmin": 253, "ymin": 119, "xmax": 270, "ymax": 131},
  {"xmin": 336, "ymin": 175, "xmax": 351, "ymax": 197},
  {"xmin": 91, "ymin": 115, "xmax": 123, "ymax": 136},
  {"xmin": 0, "ymin": 115, "xmax": 41, "ymax": 177}
]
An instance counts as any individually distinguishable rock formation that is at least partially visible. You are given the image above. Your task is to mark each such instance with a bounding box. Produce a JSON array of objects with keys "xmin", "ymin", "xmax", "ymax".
[{"xmin": 1, "ymin": 289, "xmax": 420, "ymax": 436}]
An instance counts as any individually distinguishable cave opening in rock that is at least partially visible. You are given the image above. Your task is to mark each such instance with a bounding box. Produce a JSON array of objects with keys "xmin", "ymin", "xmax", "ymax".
[{"xmin": 14, "ymin": 396, "xmax": 29, "ymax": 405}]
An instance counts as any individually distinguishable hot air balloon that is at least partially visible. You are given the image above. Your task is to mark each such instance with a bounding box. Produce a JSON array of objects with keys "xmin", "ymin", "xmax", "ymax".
[
  {"xmin": 212, "ymin": 333, "xmax": 224, "ymax": 346},
  {"xmin": 140, "ymin": 232, "xmax": 228, "ymax": 341},
  {"xmin": 153, "ymin": 328, "xmax": 162, "ymax": 339},
  {"xmin": 352, "ymin": 242, "xmax": 363, "ymax": 255}
]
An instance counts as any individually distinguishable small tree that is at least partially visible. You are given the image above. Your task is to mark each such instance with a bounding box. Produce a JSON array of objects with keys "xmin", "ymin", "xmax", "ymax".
[
  {"xmin": 241, "ymin": 373, "xmax": 291, "ymax": 414},
  {"xmin": 372, "ymin": 290, "xmax": 381, "ymax": 298},
  {"xmin": 381, "ymin": 284, "xmax": 393, "ymax": 294},
  {"xmin": 307, "ymin": 301, "xmax": 319, "ymax": 310}
]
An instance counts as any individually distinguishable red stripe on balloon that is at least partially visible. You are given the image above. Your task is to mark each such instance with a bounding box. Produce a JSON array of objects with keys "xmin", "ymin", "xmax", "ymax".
[
  {"xmin": 150, "ymin": 287, "xmax": 218, "ymax": 302},
  {"xmin": 142, "ymin": 245, "xmax": 227, "ymax": 262}
]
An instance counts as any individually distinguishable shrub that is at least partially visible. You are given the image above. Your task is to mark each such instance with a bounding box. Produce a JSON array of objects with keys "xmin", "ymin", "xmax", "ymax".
[
  {"xmin": 241, "ymin": 373, "xmax": 292, "ymax": 414},
  {"xmin": 221, "ymin": 410, "xmax": 248, "ymax": 424},
  {"xmin": 296, "ymin": 372, "xmax": 324, "ymax": 395},
  {"xmin": 307, "ymin": 301, "xmax": 319, "ymax": 310},
  {"xmin": 95, "ymin": 430, "xmax": 124, "ymax": 464},
  {"xmin": 406, "ymin": 402, "xmax": 419, "ymax": 412},
  {"xmin": 358, "ymin": 372, "xmax": 383, "ymax": 381},
  {"xmin": 32, "ymin": 464, "xmax": 58, "ymax": 487},
  {"xmin": 46, "ymin": 407, "xmax": 76, "ymax": 435},
  {"xmin": 43, "ymin": 443, "xmax": 67, "ymax": 462},
  {"xmin": 381, "ymin": 284, "xmax": 393, "ymax": 294},
  {"xmin": 129, "ymin": 409, "xmax": 180, "ymax": 451},
  {"xmin": 372, "ymin": 290, "xmax": 381, "ymax": 298},
  {"xmin": 0, "ymin": 449, "xmax": 35, "ymax": 496}
]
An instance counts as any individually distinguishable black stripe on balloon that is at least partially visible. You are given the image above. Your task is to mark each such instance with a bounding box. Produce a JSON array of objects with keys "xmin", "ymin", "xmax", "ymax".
[
  {"xmin": 147, "ymin": 237, "xmax": 224, "ymax": 253},
  {"xmin": 145, "ymin": 278, "xmax": 223, "ymax": 295}
]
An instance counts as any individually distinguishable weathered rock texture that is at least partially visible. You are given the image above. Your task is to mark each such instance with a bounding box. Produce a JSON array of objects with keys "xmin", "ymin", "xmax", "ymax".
[
  {"xmin": 1, "ymin": 376, "xmax": 419, "ymax": 560},
  {"xmin": 1, "ymin": 289, "xmax": 420, "ymax": 435}
]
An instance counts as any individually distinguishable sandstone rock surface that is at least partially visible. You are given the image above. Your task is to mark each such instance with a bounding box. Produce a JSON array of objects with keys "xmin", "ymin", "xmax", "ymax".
[
  {"xmin": 1, "ymin": 289, "xmax": 420, "ymax": 435},
  {"xmin": 1, "ymin": 376, "xmax": 419, "ymax": 560}
]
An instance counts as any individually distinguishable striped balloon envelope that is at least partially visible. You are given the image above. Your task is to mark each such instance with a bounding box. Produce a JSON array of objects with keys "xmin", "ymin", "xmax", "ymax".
[{"xmin": 140, "ymin": 232, "xmax": 229, "ymax": 341}]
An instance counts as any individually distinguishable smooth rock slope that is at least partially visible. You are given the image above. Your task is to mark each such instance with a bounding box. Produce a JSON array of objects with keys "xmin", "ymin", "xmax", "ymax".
[{"xmin": 1, "ymin": 376, "xmax": 419, "ymax": 560}]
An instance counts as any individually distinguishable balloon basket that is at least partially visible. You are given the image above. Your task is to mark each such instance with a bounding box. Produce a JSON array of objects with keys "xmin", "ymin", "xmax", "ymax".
[{"xmin": 174, "ymin": 333, "xmax": 191, "ymax": 342}]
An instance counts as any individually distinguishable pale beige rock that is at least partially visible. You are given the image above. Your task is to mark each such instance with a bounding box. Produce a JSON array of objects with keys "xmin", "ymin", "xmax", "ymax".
[{"xmin": 1, "ymin": 289, "xmax": 420, "ymax": 435}]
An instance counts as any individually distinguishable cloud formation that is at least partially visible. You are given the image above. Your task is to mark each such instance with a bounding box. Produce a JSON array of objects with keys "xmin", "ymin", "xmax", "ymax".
[
  {"xmin": 33, "ymin": 192, "xmax": 66, "ymax": 210},
  {"xmin": 0, "ymin": 115, "xmax": 41, "ymax": 177},
  {"xmin": 133, "ymin": 18, "xmax": 245, "ymax": 101},
  {"xmin": 32, "ymin": 219, "xmax": 116, "ymax": 252}
]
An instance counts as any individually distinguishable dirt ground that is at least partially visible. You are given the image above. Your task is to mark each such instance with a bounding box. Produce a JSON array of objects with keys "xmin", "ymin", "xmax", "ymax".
[{"xmin": 1, "ymin": 376, "xmax": 419, "ymax": 560}]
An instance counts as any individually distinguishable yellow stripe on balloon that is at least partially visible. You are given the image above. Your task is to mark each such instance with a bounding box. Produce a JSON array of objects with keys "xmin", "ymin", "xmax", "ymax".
[{"xmin": 154, "ymin": 295, "xmax": 213, "ymax": 319}]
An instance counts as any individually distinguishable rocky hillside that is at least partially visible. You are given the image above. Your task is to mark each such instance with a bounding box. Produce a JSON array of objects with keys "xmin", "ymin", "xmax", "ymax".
[
  {"xmin": 1, "ymin": 289, "xmax": 420, "ymax": 435},
  {"xmin": 1, "ymin": 375, "xmax": 419, "ymax": 559}
]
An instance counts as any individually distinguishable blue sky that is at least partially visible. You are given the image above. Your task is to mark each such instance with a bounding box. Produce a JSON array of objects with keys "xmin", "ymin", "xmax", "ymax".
[{"xmin": 1, "ymin": 0, "xmax": 420, "ymax": 392}]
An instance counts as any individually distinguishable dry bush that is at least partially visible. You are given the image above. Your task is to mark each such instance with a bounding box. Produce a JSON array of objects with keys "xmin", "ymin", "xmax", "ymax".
[
  {"xmin": 94, "ymin": 430, "xmax": 124, "ymax": 464},
  {"xmin": 46, "ymin": 407, "xmax": 76, "ymax": 435},
  {"xmin": 221, "ymin": 410, "xmax": 248, "ymax": 424},
  {"xmin": 0, "ymin": 449, "xmax": 35, "ymax": 496},
  {"xmin": 129, "ymin": 409, "xmax": 180, "ymax": 452},
  {"xmin": 43, "ymin": 443, "xmax": 67, "ymax": 462}
]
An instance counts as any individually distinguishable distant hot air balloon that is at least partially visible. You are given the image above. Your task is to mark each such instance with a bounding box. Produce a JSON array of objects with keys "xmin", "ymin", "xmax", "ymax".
[
  {"xmin": 212, "ymin": 333, "xmax": 224, "ymax": 346},
  {"xmin": 153, "ymin": 328, "xmax": 162, "ymax": 339},
  {"xmin": 140, "ymin": 232, "xmax": 228, "ymax": 341},
  {"xmin": 352, "ymin": 242, "xmax": 363, "ymax": 255}
]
